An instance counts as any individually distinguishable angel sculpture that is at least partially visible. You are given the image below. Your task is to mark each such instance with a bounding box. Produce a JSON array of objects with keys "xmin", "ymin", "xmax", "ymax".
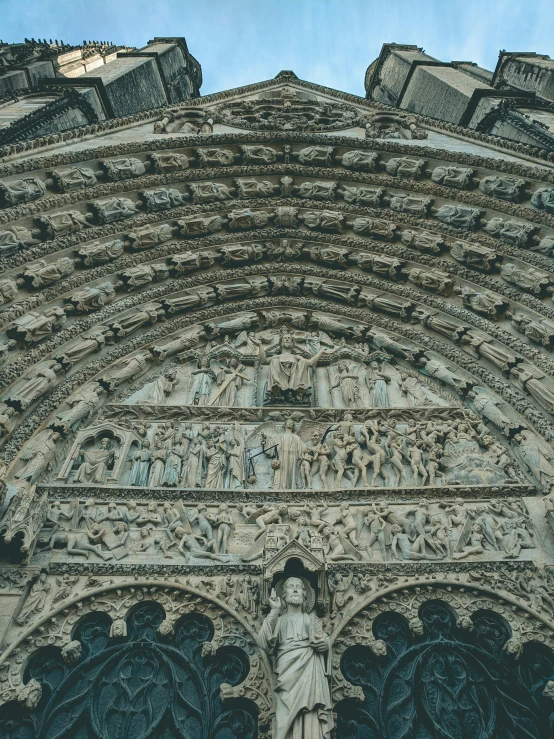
[
  {"xmin": 233, "ymin": 328, "xmax": 277, "ymax": 356},
  {"xmin": 187, "ymin": 356, "xmax": 216, "ymax": 406},
  {"xmin": 266, "ymin": 418, "xmax": 305, "ymax": 489},
  {"xmin": 210, "ymin": 357, "xmax": 249, "ymax": 407},
  {"xmin": 329, "ymin": 571, "xmax": 354, "ymax": 614},
  {"xmin": 331, "ymin": 361, "xmax": 361, "ymax": 408}
]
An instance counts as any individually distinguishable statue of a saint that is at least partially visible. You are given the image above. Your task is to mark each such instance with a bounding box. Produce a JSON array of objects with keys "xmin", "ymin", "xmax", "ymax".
[
  {"xmin": 188, "ymin": 357, "xmax": 216, "ymax": 406},
  {"xmin": 257, "ymin": 578, "xmax": 333, "ymax": 739},
  {"xmin": 73, "ymin": 438, "xmax": 117, "ymax": 484},
  {"xmin": 264, "ymin": 419, "xmax": 305, "ymax": 489}
]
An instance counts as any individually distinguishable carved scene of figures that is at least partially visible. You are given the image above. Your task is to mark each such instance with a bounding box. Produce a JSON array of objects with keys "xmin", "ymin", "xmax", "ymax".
[
  {"xmin": 122, "ymin": 326, "xmax": 453, "ymax": 409},
  {"xmin": 28, "ymin": 495, "xmax": 539, "ymax": 566},
  {"xmin": 48, "ymin": 412, "xmax": 521, "ymax": 491}
]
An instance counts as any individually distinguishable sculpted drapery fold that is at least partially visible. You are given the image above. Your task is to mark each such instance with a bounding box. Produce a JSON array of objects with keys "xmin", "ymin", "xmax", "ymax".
[{"xmin": 1, "ymin": 54, "xmax": 554, "ymax": 739}]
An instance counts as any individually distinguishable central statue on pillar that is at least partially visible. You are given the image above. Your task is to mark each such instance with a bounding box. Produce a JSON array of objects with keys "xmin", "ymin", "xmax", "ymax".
[{"xmin": 257, "ymin": 577, "xmax": 334, "ymax": 739}]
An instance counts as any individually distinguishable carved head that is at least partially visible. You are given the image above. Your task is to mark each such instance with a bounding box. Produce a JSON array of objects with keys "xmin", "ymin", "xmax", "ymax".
[
  {"xmin": 504, "ymin": 637, "xmax": 524, "ymax": 658},
  {"xmin": 61, "ymin": 640, "xmax": 83, "ymax": 665},
  {"xmin": 409, "ymin": 617, "xmax": 424, "ymax": 636},
  {"xmin": 158, "ymin": 619, "xmax": 174, "ymax": 638},
  {"xmin": 280, "ymin": 332, "xmax": 295, "ymax": 350},
  {"xmin": 18, "ymin": 679, "xmax": 42, "ymax": 710},
  {"xmin": 110, "ymin": 619, "xmax": 127, "ymax": 638},
  {"xmin": 284, "ymin": 418, "xmax": 295, "ymax": 431},
  {"xmin": 282, "ymin": 577, "xmax": 305, "ymax": 609},
  {"xmin": 372, "ymin": 639, "xmax": 387, "ymax": 657}
]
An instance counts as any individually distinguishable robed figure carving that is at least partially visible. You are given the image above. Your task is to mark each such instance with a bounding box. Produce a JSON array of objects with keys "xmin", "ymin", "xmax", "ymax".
[
  {"xmin": 257, "ymin": 577, "xmax": 333, "ymax": 739},
  {"xmin": 254, "ymin": 330, "xmax": 326, "ymax": 404}
]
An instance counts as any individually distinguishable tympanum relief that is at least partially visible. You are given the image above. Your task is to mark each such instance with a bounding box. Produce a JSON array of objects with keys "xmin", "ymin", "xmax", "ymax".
[
  {"xmin": 4, "ymin": 83, "xmax": 554, "ymax": 739},
  {"xmin": 23, "ymin": 494, "xmax": 539, "ymax": 567},
  {"xmin": 35, "ymin": 408, "xmax": 520, "ymax": 494},
  {"xmin": 124, "ymin": 328, "xmax": 452, "ymax": 410}
]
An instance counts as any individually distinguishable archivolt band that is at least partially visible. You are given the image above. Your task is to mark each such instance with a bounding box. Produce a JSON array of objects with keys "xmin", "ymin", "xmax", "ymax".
[{"xmin": 0, "ymin": 77, "xmax": 554, "ymax": 739}]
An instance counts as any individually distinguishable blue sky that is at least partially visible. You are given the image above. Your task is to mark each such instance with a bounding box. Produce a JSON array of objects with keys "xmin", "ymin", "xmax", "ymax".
[{"xmin": 1, "ymin": 0, "xmax": 553, "ymax": 97}]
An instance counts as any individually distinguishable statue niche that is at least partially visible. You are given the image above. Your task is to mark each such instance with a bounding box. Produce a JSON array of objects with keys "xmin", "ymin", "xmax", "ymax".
[{"xmin": 57, "ymin": 424, "xmax": 134, "ymax": 486}]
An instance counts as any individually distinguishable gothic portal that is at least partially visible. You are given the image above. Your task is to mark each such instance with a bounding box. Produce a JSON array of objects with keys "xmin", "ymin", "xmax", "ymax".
[{"xmin": 0, "ymin": 36, "xmax": 554, "ymax": 739}]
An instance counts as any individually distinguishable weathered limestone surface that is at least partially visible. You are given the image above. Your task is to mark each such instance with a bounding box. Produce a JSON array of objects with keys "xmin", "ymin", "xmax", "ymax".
[{"xmin": 0, "ymin": 34, "xmax": 554, "ymax": 739}]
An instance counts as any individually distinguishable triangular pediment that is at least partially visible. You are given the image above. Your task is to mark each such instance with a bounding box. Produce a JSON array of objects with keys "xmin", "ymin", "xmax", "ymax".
[{"xmin": 263, "ymin": 538, "xmax": 325, "ymax": 579}]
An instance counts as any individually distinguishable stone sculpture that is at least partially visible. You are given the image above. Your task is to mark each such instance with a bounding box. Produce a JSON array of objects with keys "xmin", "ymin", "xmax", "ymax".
[{"xmin": 258, "ymin": 578, "xmax": 333, "ymax": 739}]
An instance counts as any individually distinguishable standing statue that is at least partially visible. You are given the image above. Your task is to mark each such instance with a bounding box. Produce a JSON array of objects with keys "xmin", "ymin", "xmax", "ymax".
[
  {"xmin": 52, "ymin": 383, "xmax": 105, "ymax": 434},
  {"xmin": 211, "ymin": 358, "xmax": 249, "ymax": 406},
  {"xmin": 265, "ymin": 419, "xmax": 305, "ymax": 490},
  {"xmin": 5, "ymin": 360, "xmax": 62, "ymax": 411},
  {"xmin": 365, "ymin": 361, "xmax": 391, "ymax": 407},
  {"xmin": 14, "ymin": 430, "xmax": 61, "ymax": 484},
  {"xmin": 188, "ymin": 357, "xmax": 216, "ymax": 406},
  {"xmin": 331, "ymin": 362, "xmax": 360, "ymax": 407},
  {"xmin": 257, "ymin": 578, "xmax": 333, "ymax": 739}
]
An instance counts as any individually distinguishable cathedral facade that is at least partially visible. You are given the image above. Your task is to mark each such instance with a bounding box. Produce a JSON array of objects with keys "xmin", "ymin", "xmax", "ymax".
[{"xmin": 1, "ymin": 36, "xmax": 554, "ymax": 739}]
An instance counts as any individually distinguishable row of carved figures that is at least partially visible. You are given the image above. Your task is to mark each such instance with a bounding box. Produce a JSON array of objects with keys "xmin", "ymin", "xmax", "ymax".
[
  {"xmin": 2, "ymin": 146, "xmax": 553, "ymax": 208},
  {"xmin": 3, "ymin": 234, "xmax": 554, "ymax": 327},
  {"xmin": 12, "ymin": 414, "xmax": 521, "ymax": 490},
  {"xmin": 1, "ymin": 490, "xmax": 537, "ymax": 566},
  {"xmin": 0, "ymin": 181, "xmax": 553, "ymax": 257}
]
